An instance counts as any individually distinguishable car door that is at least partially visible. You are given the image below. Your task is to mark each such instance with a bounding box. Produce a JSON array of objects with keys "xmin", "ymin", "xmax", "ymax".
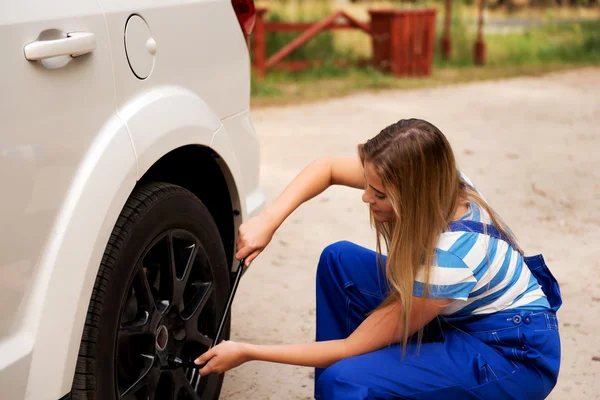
[{"xmin": 0, "ymin": 1, "xmax": 117, "ymax": 397}]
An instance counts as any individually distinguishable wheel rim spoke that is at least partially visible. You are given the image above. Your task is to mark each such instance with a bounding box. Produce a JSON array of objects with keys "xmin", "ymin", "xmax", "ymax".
[
  {"xmin": 172, "ymin": 232, "xmax": 197, "ymax": 283},
  {"xmin": 181, "ymin": 280, "xmax": 213, "ymax": 321},
  {"xmin": 186, "ymin": 327, "xmax": 214, "ymax": 349},
  {"xmin": 170, "ymin": 231, "xmax": 198, "ymax": 307},
  {"xmin": 135, "ymin": 266, "xmax": 156, "ymax": 311},
  {"xmin": 120, "ymin": 267, "xmax": 157, "ymax": 335},
  {"xmin": 173, "ymin": 369, "xmax": 201, "ymax": 398},
  {"xmin": 198, "ymin": 370, "xmax": 220, "ymax": 398},
  {"xmin": 182, "ymin": 277, "xmax": 215, "ymax": 349},
  {"xmin": 141, "ymin": 233, "xmax": 174, "ymax": 313},
  {"xmin": 120, "ymin": 365, "xmax": 160, "ymax": 398},
  {"xmin": 119, "ymin": 311, "xmax": 151, "ymax": 338}
]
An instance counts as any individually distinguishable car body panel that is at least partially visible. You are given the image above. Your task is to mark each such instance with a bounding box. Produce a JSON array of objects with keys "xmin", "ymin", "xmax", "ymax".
[
  {"xmin": 25, "ymin": 118, "xmax": 137, "ymax": 399},
  {"xmin": 96, "ymin": 0, "xmax": 251, "ymax": 120},
  {"xmin": 218, "ymin": 108, "xmax": 265, "ymax": 222},
  {"xmin": 118, "ymin": 85, "xmax": 221, "ymax": 180},
  {"xmin": 0, "ymin": 0, "xmax": 264, "ymax": 398},
  {"xmin": 0, "ymin": 0, "xmax": 117, "ymax": 381}
]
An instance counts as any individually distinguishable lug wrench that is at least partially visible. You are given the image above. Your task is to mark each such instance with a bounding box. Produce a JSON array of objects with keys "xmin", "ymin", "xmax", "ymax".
[{"xmin": 166, "ymin": 258, "xmax": 246, "ymax": 370}]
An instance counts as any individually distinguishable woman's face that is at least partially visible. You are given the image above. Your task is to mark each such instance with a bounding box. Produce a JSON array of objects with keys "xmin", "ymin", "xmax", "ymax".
[{"xmin": 362, "ymin": 161, "xmax": 395, "ymax": 222}]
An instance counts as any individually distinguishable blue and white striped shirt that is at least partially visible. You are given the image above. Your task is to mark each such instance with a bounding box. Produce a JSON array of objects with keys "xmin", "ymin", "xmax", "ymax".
[{"xmin": 413, "ymin": 175, "xmax": 550, "ymax": 321}]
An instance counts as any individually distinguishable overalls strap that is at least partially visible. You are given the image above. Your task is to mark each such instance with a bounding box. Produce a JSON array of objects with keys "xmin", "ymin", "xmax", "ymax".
[{"xmin": 447, "ymin": 220, "xmax": 511, "ymax": 243}]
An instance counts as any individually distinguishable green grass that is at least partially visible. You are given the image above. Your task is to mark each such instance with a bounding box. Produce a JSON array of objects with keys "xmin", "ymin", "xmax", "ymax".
[
  {"xmin": 436, "ymin": 19, "xmax": 600, "ymax": 67},
  {"xmin": 251, "ymin": 63, "xmax": 595, "ymax": 107}
]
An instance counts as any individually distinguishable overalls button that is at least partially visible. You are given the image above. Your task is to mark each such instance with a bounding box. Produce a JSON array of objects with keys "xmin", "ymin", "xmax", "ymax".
[
  {"xmin": 524, "ymin": 317, "xmax": 531, "ymax": 324},
  {"xmin": 512, "ymin": 315, "xmax": 522, "ymax": 324}
]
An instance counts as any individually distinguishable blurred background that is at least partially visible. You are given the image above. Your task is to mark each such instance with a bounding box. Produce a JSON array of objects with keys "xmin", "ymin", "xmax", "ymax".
[{"xmin": 249, "ymin": 0, "xmax": 600, "ymax": 106}]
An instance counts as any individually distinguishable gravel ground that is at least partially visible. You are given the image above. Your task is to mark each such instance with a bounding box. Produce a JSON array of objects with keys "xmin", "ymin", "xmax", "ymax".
[{"xmin": 220, "ymin": 67, "xmax": 600, "ymax": 400}]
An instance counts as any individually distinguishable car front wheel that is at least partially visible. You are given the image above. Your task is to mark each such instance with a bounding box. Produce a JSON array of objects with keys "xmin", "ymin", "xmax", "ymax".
[{"xmin": 71, "ymin": 182, "xmax": 230, "ymax": 400}]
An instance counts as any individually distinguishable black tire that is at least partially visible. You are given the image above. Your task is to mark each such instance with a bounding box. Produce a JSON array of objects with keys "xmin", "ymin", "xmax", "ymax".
[{"xmin": 71, "ymin": 182, "xmax": 230, "ymax": 400}]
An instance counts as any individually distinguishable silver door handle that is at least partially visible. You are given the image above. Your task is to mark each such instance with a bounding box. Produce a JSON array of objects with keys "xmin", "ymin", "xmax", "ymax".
[{"xmin": 24, "ymin": 32, "xmax": 96, "ymax": 61}]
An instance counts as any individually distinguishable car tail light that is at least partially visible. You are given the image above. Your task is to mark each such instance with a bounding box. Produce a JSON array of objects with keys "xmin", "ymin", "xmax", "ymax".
[{"xmin": 232, "ymin": 0, "xmax": 256, "ymax": 37}]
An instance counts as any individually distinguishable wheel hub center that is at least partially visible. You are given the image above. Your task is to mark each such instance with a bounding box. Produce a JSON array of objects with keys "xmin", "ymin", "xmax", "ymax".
[{"xmin": 156, "ymin": 325, "xmax": 169, "ymax": 351}]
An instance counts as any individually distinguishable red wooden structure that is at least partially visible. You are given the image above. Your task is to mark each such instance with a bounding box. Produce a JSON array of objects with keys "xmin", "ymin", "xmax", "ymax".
[
  {"xmin": 252, "ymin": 7, "xmax": 437, "ymax": 78},
  {"xmin": 369, "ymin": 9, "xmax": 437, "ymax": 76},
  {"xmin": 441, "ymin": 0, "xmax": 487, "ymax": 64},
  {"xmin": 252, "ymin": 8, "xmax": 371, "ymax": 77},
  {"xmin": 474, "ymin": 0, "xmax": 487, "ymax": 64},
  {"xmin": 441, "ymin": 0, "xmax": 453, "ymax": 59}
]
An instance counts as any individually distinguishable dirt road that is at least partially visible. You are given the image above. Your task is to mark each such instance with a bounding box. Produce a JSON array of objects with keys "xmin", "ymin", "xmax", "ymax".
[{"xmin": 221, "ymin": 68, "xmax": 600, "ymax": 399}]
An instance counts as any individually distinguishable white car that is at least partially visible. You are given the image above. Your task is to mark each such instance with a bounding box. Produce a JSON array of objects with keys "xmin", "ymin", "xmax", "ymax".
[{"xmin": 0, "ymin": 0, "xmax": 264, "ymax": 398}]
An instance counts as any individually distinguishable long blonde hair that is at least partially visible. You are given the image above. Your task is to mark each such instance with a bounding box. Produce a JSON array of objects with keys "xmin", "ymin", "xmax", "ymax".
[{"xmin": 357, "ymin": 119, "xmax": 521, "ymax": 352}]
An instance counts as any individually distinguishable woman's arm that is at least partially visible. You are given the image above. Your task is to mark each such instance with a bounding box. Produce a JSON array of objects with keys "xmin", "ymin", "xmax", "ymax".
[
  {"xmin": 236, "ymin": 155, "xmax": 365, "ymax": 264},
  {"xmin": 260, "ymin": 155, "xmax": 364, "ymax": 230},
  {"xmin": 195, "ymin": 296, "xmax": 451, "ymax": 374},
  {"xmin": 244, "ymin": 300, "xmax": 403, "ymax": 368}
]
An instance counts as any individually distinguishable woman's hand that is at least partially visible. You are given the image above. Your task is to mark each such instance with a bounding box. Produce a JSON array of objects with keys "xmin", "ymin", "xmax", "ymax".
[
  {"xmin": 235, "ymin": 212, "xmax": 278, "ymax": 266},
  {"xmin": 195, "ymin": 340, "xmax": 250, "ymax": 375}
]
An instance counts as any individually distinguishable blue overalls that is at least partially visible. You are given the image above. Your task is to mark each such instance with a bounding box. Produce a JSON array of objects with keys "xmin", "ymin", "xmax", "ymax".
[{"xmin": 314, "ymin": 220, "xmax": 562, "ymax": 400}]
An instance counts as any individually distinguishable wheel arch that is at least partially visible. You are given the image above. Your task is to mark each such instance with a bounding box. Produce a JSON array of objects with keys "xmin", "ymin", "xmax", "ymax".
[
  {"xmin": 118, "ymin": 85, "xmax": 249, "ymax": 268},
  {"xmin": 139, "ymin": 144, "xmax": 242, "ymax": 268}
]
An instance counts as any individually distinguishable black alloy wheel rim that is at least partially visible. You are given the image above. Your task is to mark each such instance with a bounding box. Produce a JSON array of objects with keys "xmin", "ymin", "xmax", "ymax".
[{"xmin": 116, "ymin": 229, "xmax": 222, "ymax": 400}]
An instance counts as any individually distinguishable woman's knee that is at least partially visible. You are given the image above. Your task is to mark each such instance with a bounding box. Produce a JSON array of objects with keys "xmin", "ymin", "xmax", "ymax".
[{"xmin": 317, "ymin": 240, "xmax": 359, "ymax": 279}]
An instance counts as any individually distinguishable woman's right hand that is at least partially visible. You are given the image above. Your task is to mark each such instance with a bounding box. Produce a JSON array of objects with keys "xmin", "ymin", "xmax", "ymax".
[{"xmin": 235, "ymin": 212, "xmax": 278, "ymax": 267}]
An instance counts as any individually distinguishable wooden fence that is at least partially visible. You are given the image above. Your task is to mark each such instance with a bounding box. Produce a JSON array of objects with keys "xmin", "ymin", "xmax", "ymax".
[{"xmin": 251, "ymin": 7, "xmax": 437, "ymax": 78}]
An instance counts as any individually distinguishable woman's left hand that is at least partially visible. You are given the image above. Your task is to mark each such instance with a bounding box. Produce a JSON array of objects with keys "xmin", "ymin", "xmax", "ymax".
[{"xmin": 195, "ymin": 340, "xmax": 250, "ymax": 375}]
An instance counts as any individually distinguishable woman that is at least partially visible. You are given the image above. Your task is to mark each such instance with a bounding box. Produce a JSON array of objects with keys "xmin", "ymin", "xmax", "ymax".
[{"xmin": 195, "ymin": 118, "xmax": 562, "ymax": 399}]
